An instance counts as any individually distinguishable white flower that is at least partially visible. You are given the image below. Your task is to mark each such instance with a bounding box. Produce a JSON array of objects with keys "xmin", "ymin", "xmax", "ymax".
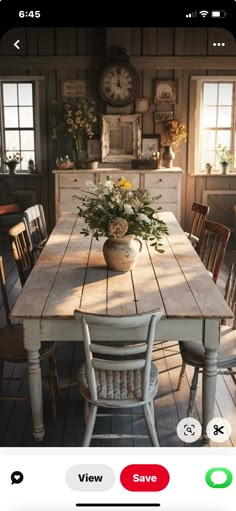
[
  {"xmin": 103, "ymin": 179, "xmax": 114, "ymax": 190},
  {"xmin": 124, "ymin": 203, "xmax": 133, "ymax": 215},
  {"xmin": 137, "ymin": 213, "xmax": 151, "ymax": 224}
]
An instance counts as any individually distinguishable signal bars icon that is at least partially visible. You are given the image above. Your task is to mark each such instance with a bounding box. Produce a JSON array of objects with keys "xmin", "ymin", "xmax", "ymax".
[{"xmin": 186, "ymin": 11, "xmax": 197, "ymax": 18}]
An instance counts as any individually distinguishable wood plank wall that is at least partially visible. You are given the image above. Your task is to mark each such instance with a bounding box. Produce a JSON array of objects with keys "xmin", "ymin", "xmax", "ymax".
[{"xmin": 0, "ymin": 27, "xmax": 236, "ymax": 231}]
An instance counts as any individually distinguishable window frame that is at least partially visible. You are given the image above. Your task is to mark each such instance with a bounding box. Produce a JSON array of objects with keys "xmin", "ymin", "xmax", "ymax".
[
  {"xmin": 0, "ymin": 76, "xmax": 43, "ymax": 174},
  {"xmin": 191, "ymin": 75, "xmax": 236, "ymax": 174}
]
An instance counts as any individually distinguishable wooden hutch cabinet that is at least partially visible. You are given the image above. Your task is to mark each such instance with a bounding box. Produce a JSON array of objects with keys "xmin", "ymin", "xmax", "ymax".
[{"xmin": 53, "ymin": 168, "xmax": 182, "ymax": 222}]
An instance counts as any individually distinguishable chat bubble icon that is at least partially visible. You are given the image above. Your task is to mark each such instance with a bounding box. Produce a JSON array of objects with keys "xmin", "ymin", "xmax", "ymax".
[
  {"xmin": 205, "ymin": 468, "xmax": 233, "ymax": 488},
  {"xmin": 11, "ymin": 471, "xmax": 24, "ymax": 485}
]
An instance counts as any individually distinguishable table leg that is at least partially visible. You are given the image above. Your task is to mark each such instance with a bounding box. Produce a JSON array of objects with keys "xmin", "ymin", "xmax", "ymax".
[
  {"xmin": 202, "ymin": 319, "xmax": 220, "ymax": 440},
  {"xmin": 24, "ymin": 319, "xmax": 45, "ymax": 442}
]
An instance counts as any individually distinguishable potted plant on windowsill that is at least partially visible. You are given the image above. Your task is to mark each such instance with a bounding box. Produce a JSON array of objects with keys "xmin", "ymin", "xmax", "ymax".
[
  {"xmin": 1, "ymin": 152, "xmax": 23, "ymax": 174},
  {"xmin": 217, "ymin": 145, "xmax": 234, "ymax": 174}
]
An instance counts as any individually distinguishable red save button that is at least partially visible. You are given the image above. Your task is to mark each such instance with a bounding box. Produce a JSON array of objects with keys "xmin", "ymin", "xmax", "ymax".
[{"xmin": 120, "ymin": 464, "xmax": 170, "ymax": 492}]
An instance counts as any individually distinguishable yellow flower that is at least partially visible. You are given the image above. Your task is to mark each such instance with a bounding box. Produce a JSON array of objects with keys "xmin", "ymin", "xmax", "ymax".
[{"xmin": 115, "ymin": 177, "xmax": 133, "ymax": 189}]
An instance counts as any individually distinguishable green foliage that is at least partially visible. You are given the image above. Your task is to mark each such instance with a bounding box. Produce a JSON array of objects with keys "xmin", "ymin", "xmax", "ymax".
[{"xmin": 73, "ymin": 176, "xmax": 169, "ymax": 252}]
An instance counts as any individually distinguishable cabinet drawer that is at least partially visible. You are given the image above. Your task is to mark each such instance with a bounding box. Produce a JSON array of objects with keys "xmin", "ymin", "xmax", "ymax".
[
  {"xmin": 151, "ymin": 188, "xmax": 177, "ymax": 203},
  {"xmin": 145, "ymin": 173, "xmax": 178, "ymax": 188},
  {"xmin": 59, "ymin": 173, "xmax": 95, "ymax": 188},
  {"xmin": 98, "ymin": 172, "xmax": 140, "ymax": 187}
]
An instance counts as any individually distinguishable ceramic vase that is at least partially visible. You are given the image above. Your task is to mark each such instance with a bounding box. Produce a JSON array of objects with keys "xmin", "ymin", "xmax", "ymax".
[
  {"xmin": 162, "ymin": 145, "xmax": 175, "ymax": 168},
  {"xmin": 103, "ymin": 235, "xmax": 142, "ymax": 272}
]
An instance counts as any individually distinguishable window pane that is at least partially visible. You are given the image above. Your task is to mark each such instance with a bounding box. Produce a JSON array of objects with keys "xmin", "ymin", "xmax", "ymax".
[
  {"xmin": 4, "ymin": 107, "xmax": 18, "ymax": 127},
  {"xmin": 219, "ymin": 83, "xmax": 233, "ymax": 105},
  {"xmin": 203, "ymin": 106, "xmax": 217, "ymax": 127},
  {"xmin": 216, "ymin": 130, "xmax": 231, "ymax": 148},
  {"xmin": 3, "ymin": 83, "xmax": 17, "ymax": 105},
  {"xmin": 19, "ymin": 107, "xmax": 33, "ymax": 127},
  {"xmin": 5, "ymin": 130, "xmax": 20, "ymax": 151},
  {"xmin": 201, "ymin": 150, "xmax": 216, "ymax": 170},
  {"xmin": 18, "ymin": 83, "xmax": 33, "ymax": 105},
  {"xmin": 20, "ymin": 151, "xmax": 35, "ymax": 171},
  {"xmin": 203, "ymin": 83, "xmax": 218, "ymax": 105},
  {"xmin": 202, "ymin": 130, "xmax": 216, "ymax": 150},
  {"xmin": 20, "ymin": 130, "xmax": 34, "ymax": 150},
  {"xmin": 217, "ymin": 106, "xmax": 232, "ymax": 127}
]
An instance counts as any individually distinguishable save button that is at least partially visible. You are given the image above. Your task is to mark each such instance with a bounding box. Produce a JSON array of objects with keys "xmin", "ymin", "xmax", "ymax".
[{"xmin": 120, "ymin": 464, "xmax": 170, "ymax": 492}]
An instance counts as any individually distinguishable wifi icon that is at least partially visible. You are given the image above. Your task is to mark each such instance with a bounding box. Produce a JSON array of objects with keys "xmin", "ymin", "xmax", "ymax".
[{"xmin": 199, "ymin": 10, "xmax": 209, "ymax": 17}]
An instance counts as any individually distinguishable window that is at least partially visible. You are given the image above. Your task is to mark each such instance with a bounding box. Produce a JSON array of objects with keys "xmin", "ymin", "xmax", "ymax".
[
  {"xmin": 0, "ymin": 79, "xmax": 40, "ymax": 173},
  {"xmin": 192, "ymin": 77, "xmax": 236, "ymax": 173}
]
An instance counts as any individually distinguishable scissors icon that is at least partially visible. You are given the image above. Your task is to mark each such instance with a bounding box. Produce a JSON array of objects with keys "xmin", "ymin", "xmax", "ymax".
[{"xmin": 213, "ymin": 424, "xmax": 224, "ymax": 435}]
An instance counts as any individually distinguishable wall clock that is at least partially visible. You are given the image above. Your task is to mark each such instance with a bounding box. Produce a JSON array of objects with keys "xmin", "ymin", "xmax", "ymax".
[{"xmin": 98, "ymin": 49, "xmax": 140, "ymax": 107}]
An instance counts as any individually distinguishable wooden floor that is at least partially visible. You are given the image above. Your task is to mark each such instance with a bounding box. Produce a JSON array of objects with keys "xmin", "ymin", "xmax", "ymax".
[{"xmin": 0, "ymin": 236, "xmax": 236, "ymax": 448}]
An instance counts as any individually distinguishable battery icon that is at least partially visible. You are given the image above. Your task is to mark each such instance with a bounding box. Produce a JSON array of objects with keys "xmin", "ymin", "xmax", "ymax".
[{"xmin": 211, "ymin": 10, "xmax": 227, "ymax": 18}]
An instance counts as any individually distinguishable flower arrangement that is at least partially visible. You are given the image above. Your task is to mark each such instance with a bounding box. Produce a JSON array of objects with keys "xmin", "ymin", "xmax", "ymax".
[
  {"xmin": 1, "ymin": 152, "xmax": 22, "ymax": 165},
  {"xmin": 74, "ymin": 176, "xmax": 168, "ymax": 252},
  {"xmin": 50, "ymin": 98, "xmax": 97, "ymax": 165},
  {"xmin": 51, "ymin": 98, "xmax": 97, "ymax": 140},
  {"xmin": 163, "ymin": 119, "xmax": 187, "ymax": 148},
  {"xmin": 217, "ymin": 145, "xmax": 234, "ymax": 164}
]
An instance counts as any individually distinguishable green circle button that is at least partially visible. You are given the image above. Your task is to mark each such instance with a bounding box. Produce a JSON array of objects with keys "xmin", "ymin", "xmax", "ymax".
[{"xmin": 205, "ymin": 468, "xmax": 233, "ymax": 488}]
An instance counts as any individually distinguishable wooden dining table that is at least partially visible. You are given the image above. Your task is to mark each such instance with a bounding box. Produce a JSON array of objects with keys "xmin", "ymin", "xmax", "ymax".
[{"xmin": 11, "ymin": 211, "xmax": 233, "ymax": 442}]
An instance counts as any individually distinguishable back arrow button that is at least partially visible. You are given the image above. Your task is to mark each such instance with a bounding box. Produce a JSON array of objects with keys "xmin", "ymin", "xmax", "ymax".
[{"xmin": 14, "ymin": 40, "xmax": 20, "ymax": 50}]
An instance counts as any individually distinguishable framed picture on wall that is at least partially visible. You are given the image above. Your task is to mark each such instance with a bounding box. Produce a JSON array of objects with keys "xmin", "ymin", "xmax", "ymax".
[
  {"xmin": 154, "ymin": 111, "xmax": 174, "ymax": 123},
  {"xmin": 154, "ymin": 80, "xmax": 178, "ymax": 104},
  {"xmin": 135, "ymin": 97, "xmax": 150, "ymax": 113},
  {"xmin": 142, "ymin": 135, "xmax": 161, "ymax": 158},
  {"xmin": 61, "ymin": 79, "xmax": 87, "ymax": 98}
]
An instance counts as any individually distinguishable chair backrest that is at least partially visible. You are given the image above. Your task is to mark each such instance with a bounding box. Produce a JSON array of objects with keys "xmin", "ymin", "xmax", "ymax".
[
  {"xmin": 8, "ymin": 221, "xmax": 35, "ymax": 286},
  {"xmin": 0, "ymin": 256, "xmax": 11, "ymax": 326},
  {"xmin": 23, "ymin": 204, "xmax": 48, "ymax": 250},
  {"xmin": 74, "ymin": 309, "xmax": 162, "ymax": 402},
  {"xmin": 197, "ymin": 219, "xmax": 230, "ymax": 283},
  {"xmin": 188, "ymin": 202, "xmax": 210, "ymax": 241},
  {"xmin": 224, "ymin": 251, "xmax": 236, "ymax": 329}
]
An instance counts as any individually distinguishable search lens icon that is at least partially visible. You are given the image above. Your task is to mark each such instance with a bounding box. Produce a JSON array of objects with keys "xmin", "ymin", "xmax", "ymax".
[
  {"xmin": 11, "ymin": 471, "xmax": 24, "ymax": 485},
  {"xmin": 205, "ymin": 468, "xmax": 233, "ymax": 488}
]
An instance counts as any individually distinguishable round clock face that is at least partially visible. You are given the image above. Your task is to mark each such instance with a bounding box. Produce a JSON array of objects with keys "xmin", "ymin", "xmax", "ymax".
[{"xmin": 98, "ymin": 62, "xmax": 139, "ymax": 106}]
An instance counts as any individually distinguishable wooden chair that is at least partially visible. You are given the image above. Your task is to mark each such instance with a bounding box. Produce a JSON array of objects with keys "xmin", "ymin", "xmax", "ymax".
[
  {"xmin": 0, "ymin": 256, "xmax": 59, "ymax": 417},
  {"xmin": 74, "ymin": 309, "xmax": 162, "ymax": 447},
  {"xmin": 196, "ymin": 219, "xmax": 230, "ymax": 283},
  {"xmin": 177, "ymin": 251, "xmax": 236, "ymax": 416},
  {"xmin": 23, "ymin": 204, "xmax": 48, "ymax": 255},
  {"xmin": 185, "ymin": 202, "xmax": 210, "ymax": 248},
  {"xmin": 8, "ymin": 221, "xmax": 35, "ymax": 286}
]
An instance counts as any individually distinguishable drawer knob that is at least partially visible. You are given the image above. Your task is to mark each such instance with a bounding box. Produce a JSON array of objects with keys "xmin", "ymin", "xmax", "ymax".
[
  {"xmin": 158, "ymin": 178, "xmax": 162, "ymax": 182},
  {"xmin": 74, "ymin": 179, "xmax": 78, "ymax": 182}
]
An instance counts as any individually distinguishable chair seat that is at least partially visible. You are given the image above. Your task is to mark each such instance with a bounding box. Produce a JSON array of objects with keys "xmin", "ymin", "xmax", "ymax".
[
  {"xmin": 78, "ymin": 363, "xmax": 158, "ymax": 401},
  {"xmin": 180, "ymin": 325, "xmax": 236, "ymax": 368},
  {"xmin": 0, "ymin": 324, "xmax": 56, "ymax": 362}
]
